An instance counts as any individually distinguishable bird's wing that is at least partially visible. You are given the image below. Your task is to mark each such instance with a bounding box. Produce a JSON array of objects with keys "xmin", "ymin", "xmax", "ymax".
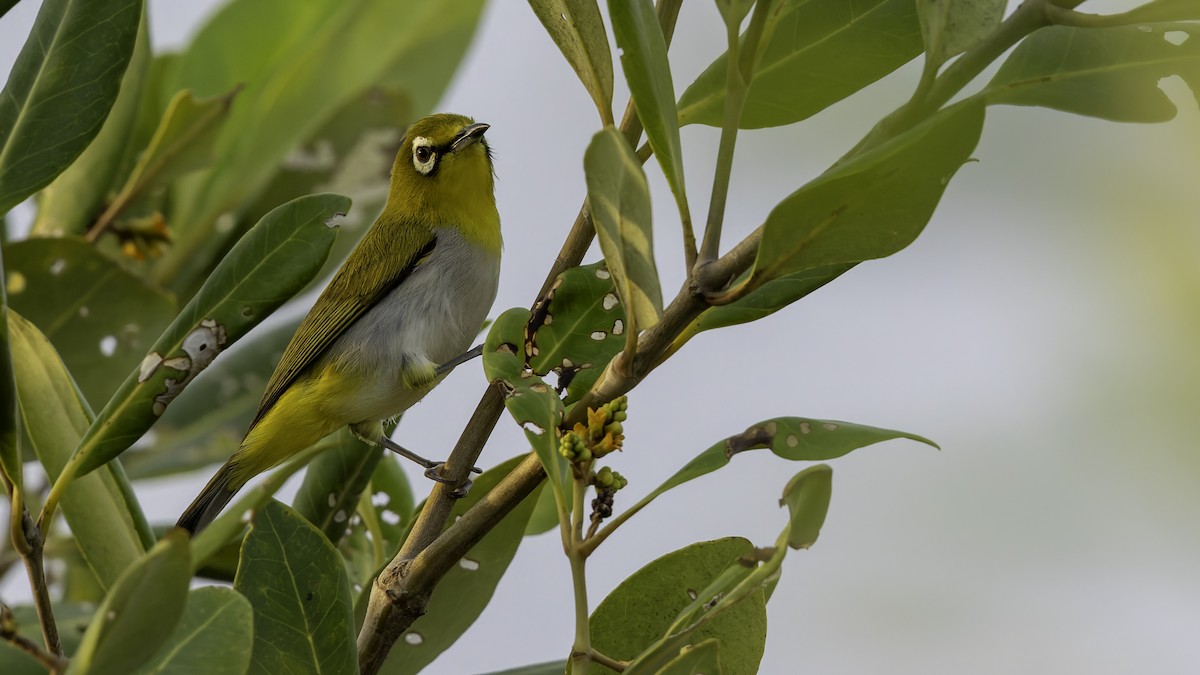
[{"xmin": 249, "ymin": 221, "xmax": 437, "ymax": 428}]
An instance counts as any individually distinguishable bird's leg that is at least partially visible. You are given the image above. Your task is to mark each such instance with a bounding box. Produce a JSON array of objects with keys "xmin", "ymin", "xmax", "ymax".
[
  {"xmin": 434, "ymin": 344, "xmax": 484, "ymax": 377},
  {"xmin": 350, "ymin": 422, "xmax": 480, "ymax": 497}
]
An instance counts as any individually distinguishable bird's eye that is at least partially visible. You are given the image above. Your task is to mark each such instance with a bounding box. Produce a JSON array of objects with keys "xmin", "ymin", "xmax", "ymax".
[{"xmin": 415, "ymin": 146, "xmax": 433, "ymax": 163}]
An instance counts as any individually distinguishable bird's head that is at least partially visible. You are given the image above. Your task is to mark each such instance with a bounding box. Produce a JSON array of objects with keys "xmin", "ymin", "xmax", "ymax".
[{"xmin": 384, "ymin": 113, "xmax": 498, "ymax": 238}]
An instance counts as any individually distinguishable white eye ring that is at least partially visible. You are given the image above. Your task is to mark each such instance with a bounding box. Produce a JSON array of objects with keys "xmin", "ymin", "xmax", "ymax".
[{"xmin": 412, "ymin": 136, "xmax": 437, "ymax": 175}]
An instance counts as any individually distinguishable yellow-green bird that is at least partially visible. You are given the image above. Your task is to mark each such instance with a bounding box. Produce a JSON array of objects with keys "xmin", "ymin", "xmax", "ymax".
[{"xmin": 177, "ymin": 113, "xmax": 501, "ymax": 534}]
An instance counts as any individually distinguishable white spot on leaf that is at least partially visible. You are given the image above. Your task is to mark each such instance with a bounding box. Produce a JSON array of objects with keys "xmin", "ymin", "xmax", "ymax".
[
  {"xmin": 78, "ymin": 306, "xmax": 89, "ymax": 317},
  {"xmin": 49, "ymin": 259, "xmax": 66, "ymax": 275},
  {"xmin": 1165, "ymin": 30, "xmax": 1188, "ymax": 46},
  {"xmin": 381, "ymin": 510, "xmax": 401, "ymax": 526},
  {"xmin": 328, "ymin": 493, "xmax": 338, "ymax": 508},
  {"xmin": 459, "ymin": 558, "xmax": 480, "ymax": 571},
  {"xmin": 612, "ymin": 319, "xmax": 624, "ymax": 335},
  {"xmin": 822, "ymin": 423, "xmax": 838, "ymax": 431},
  {"xmin": 595, "ymin": 268, "xmax": 611, "ymax": 280},
  {"xmin": 99, "ymin": 336, "xmax": 117, "ymax": 357},
  {"xmin": 522, "ymin": 421, "xmax": 545, "ymax": 436},
  {"xmin": 602, "ymin": 293, "xmax": 619, "ymax": 310},
  {"xmin": 334, "ymin": 510, "xmax": 347, "ymax": 523},
  {"xmin": 799, "ymin": 422, "xmax": 811, "ymax": 434},
  {"xmin": 786, "ymin": 435, "xmax": 799, "ymax": 448},
  {"xmin": 590, "ymin": 331, "xmax": 606, "ymax": 341},
  {"xmin": 403, "ymin": 632, "xmax": 423, "ymax": 646},
  {"xmin": 138, "ymin": 353, "xmax": 163, "ymax": 382}
]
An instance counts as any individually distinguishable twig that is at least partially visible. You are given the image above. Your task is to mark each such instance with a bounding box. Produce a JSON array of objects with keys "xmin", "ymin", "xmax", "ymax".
[
  {"xmin": 1, "ymin": 604, "xmax": 67, "ymax": 673},
  {"xmin": 3, "ymin": 476, "xmax": 63, "ymax": 659},
  {"xmin": 590, "ymin": 648, "xmax": 628, "ymax": 672}
]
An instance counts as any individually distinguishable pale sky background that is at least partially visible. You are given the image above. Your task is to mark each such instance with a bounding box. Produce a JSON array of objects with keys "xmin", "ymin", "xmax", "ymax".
[{"xmin": 3, "ymin": 1, "xmax": 1199, "ymax": 673}]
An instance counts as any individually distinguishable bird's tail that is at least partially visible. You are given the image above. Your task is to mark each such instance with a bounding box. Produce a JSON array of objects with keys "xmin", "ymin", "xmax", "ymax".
[{"xmin": 176, "ymin": 463, "xmax": 241, "ymax": 535}]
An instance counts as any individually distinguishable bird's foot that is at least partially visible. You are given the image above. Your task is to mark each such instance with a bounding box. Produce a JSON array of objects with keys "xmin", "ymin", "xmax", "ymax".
[{"xmin": 378, "ymin": 435, "xmax": 480, "ymax": 497}]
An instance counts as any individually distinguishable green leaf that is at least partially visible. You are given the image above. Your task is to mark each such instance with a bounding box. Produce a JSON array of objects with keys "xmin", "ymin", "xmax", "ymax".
[
  {"xmin": 676, "ymin": 263, "xmax": 853, "ymax": 344},
  {"xmin": 67, "ymin": 531, "xmax": 191, "ymax": 675},
  {"xmin": 122, "ymin": 317, "xmax": 299, "ymax": 481},
  {"xmin": 584, "ymin": 128, "xmax": 663, "ymax": 334},
  {"xmin": 483, "ymin": 308, "xmax": 570, "ymax": 505},
  {"xmin": 8, "ymin": 310, "xmax": 145, "ymax": 588},
  {"xmin": 0, "ymin": 0, "xmax": 143, "ymax": 214},
  {"xmin": 984, "ymin": 23, "xmax": 1200, "ymax": 122},
  {"xmin": 156, "ymin": 0, "xmax": 487, "ymax": 295},
  {"xmin": 293, "ymin": 428, "xmax": 382, "ymax": 544},
  {"xmin": 608, "ymin": 0, "xmax": 690, "ymax": 222},
  {"xmin": 235, "ymin": 500, "xmax": 357, "ymax": 675},
  {"xmin": 31, "ymin": 13, "xmax": 150, "ymax": 237},
  {"xmin": 380, "ymin": 455, "xmax": 544, "ymax": 674},
  {"xmin": 524, "ymin": 481, "xmax": 561, "ymax": 536},
  {"xmin": 66, "ymin": 193, "xmax": 348, "ymax": 479},
  {"xmin": 128, "ymin": 586, "xmax": 254, "ymax": 675},
  {"xmin": 589, "ymin": 538, "xmax": 765, "ymax": 675},
  {"xmin": 1113, "ymin": 0, "xmax": 1200, "ymax": 23},
  {"xmin": 678, "ymin": 0, "xmax": 924, "ymax": 128},
  {"xmin": 529, "ymin": 0, "xmax": 614, "ymax": 124},
  {"xmin": 639, "ymin": 417, "xmax": 935, "ymax": 513},
  {"xmin": 751, "ymin": 99, "xmax": 984, "ymax": 284},
  {"xmin": 652, "ymin": 638, "xmax": 722, "ymax": 675},
  {"xmin": 780, "ymin": 464, "xmax": 833, "ymax": 549},
  {"xmin": 917, "ymin": 0, "xmax": 1005, "ymax": 67},
  {"xmin": 3, "ymin": 237, "xmax": 175, "ymax": 408},
  {"xmin": 527, "ymin": 261, "xmax": 628, "ymax": 404},
  {"xmin": 0, "ymin": 250, "xmax": 19, "ymax": 487}
]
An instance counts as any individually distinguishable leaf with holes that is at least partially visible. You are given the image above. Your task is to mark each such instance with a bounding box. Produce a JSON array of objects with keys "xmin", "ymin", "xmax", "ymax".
[
  {"xmin": 4, "ymin": 237, "xmax": 174, "ymax": 408},
  {"xmin": 0, "ymin": 0, "xmax": 143, "ymax": 214},
  {"xmin": 529, "ymin": 0, "xmax": 614, "ymax": 124},
  {"xmin": 64, "ymin": 193, "xmax": 347, "ymax": 482},
  {"xmin": 584, "ymin": 127, "xmax": 663, "ymax": 335},
  {"xmin": 293, "ymin": 428, "xmax": 381, "ymax": 544},
  {"xmin": 235, "ymin": 500, "xmax": 357, "ymax": 675},
  {"xmin": 588, "ymin": 538, "xmax": 765, "ymax": 675},
  {"xmin": 608, "ymin": 0, "xmax": 690, "ymax": 223},
  {"xmin": 378, "ymin": 455, "xmax": 543, "ymax": 674},
  {"xmin": 635, "ymin": 417, "xmax": 935, "ymax": 519},
  {"xmin": 68, "ymin": 531, "xmax": 191, "ymax": 675},
  {"xmin": 984, "ymin": 23, "xmax": 1200, "ymax": 122},
  {"xmin": 678, "ymin": 0, "xmax": 924, "ymax": 128},
  {"xmin": 484, "ymin": 308, "xmax": 570, "ymax": 504},
  {"xmin": 122, "ymin": 317, "xmax": 299, "ymax": 480},
  {"xmin": 527, "ymin": 261, "xmax": 627, "ymax": 404},
  {"xmin": 751, "ymin": 99, "xmax": 983, "ymax": 285},
  {"xmin": 128, "ymin": 586, "xmax": 254, "ymax": 675},
  {"xmin": 917, "ymin": 0, "xmax": 1005, "ymax": 68},
  {"xmin": 8, "ymin": 311, "xmax": 146, "ymax": 589}
]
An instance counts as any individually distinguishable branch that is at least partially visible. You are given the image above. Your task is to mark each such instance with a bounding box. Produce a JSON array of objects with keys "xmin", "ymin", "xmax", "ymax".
[
  {"xmin": 3, "ymin": 476, "xmax": 63, "ymax": 659},
  {"xmin": 1, "ymin": 604, "xmax": 67, "ymax": 674}
]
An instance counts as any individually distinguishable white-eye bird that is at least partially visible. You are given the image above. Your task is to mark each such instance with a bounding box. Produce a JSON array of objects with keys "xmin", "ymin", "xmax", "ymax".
[{"xmin": 177, "ymin": 113, "xmax": 501, "ymax": 534}]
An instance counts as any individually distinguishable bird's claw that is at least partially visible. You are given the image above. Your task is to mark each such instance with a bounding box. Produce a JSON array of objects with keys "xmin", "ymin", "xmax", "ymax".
[{"xmin": 423, "ymin": 463, "xmax": 476, "ymax": 498}]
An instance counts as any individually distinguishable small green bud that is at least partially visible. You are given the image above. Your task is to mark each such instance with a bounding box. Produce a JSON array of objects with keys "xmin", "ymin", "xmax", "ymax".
[{"xmin": 595, "ymin": 466, "xmax": 615, "ymax": 488}]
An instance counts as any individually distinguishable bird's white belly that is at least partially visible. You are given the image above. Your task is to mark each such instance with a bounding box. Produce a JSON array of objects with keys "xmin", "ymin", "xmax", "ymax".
[{"xmin": 320, "ymin": 227, "xmax": 500, "ymax": 423}]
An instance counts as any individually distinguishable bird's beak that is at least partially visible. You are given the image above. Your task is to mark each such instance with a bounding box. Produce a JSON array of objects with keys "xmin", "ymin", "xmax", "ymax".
[{"xmin": 450, "ymin": 122, "xmax": 490, "ymax": 152}]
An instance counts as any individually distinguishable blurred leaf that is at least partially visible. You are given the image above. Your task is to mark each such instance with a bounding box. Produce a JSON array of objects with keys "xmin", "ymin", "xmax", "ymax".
[
  {"xmin": 524, "ymin": 481, "xmax": 561, "ymax": 536},
  {"xmin": 484, "ymin": 308, "xmax": 570, "ymax": 504},
  {"xmin": 643, "ymin": 417, "xmax": 935, "ymax": 506},
  {"xmin": 589, "ymin": 538, "xmax": 765, "ymax": 675},
  {"xmin": 0, "ymin": 0, "xmax": 143, "ymax": 214},
  {"xmin": 675, "ymin": 263, "xmax": 852, "ymax": 346},
  {"xmin": 8, "ymin": 310, "xmax": 145, "ymax": 588},
  {"xmin": 678, "ymin": 0, "xmax": 923, "ymax": 128},
  {"xmin": 235, "ymin": 500, "xmax": 357, "ymax": 675},
  {"xmin": 31, "ymin": 13, "xmax": 150, "ymax": 237},
  {"xmin": 527, "ymin": 261, "xmax": 627, "ymax": 405},
  {"xmin": 478, "ymin": 663, "xmax": 568, "ymax": 675},
  {"xmin": 716, "ymin": 0, "xmax": 754, "ymax": 27},
  {"xmin": 157, "ymin": 0, "xmax": 487, "ymax": 295},
  {"xmin": 66, "ymin": 193, "xmax": 348, "ymax": 480},
  {"xmin": 649, "ymin": 638, "xmax": 722, "ymax": 675},
  {"xmin": 1112, "ymin": 0, "xmax": 1200, "ymax": 22},
  {"xmin": 91, "ymin": 86, "xmax": 240, "ymax": 238},
  {"xmin": 780, "ymin": 464, "xmax": 832, "ymax": 549},
  {"xmin": 529, "ymin": 0, "xmax": 614, "ymax": 124},
  {"xmin": 608, "ymin": 0, "xmax": 690, "ymax": 222},
  {"xmin": 0, "ymin": 603, "xmax": 92, "ymax": 675},
  {"xmin": 984, "ymin": 23, "xmax": 1200, "ymax": 122},
  {"xmin": 129, "ymin": 586, "xmax": 254, "ymax": 675},
  {"xmin": 293, "ymin": 428, "xmax": 382, "ymax": 543},
  {"xmin": 123, "ymin": 317, "xmax": 299, "ymax": 480},
  {"xmin": 4, "ymin": 237, "xmax": 174, "ymax": 408},
  {"xmin": 67, "ymin": 531, "xmax": 191, "ymax": 675},
  {"xmin": 751, "ymin": 100, "xmax": 984, "ymax": 284},
  {"xmin": 917, "ymin": 0, "xmax": 1005, "ymax": 67},
  {"xmin": 0, "ymin": 251, "xmax": 19, "ymax": 486},
  {"xmin": 584, "ymin": 128, "xmax": 663, "ymax": 335},
  {"xmin": 380, "ymin": 455, "xmax": 543, "ymax": 674}
]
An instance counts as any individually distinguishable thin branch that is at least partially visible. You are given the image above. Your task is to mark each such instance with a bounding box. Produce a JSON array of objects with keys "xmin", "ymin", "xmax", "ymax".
[
  {"xmin": 3, "ymin": 476, "xmax": 62, "ymax": 658},
  {"xmin": 590, "ymin": 648, "xmax": 628, "ymax": 672},
  {"xmin": 1, "ymin": 604, "xmax": 67, "ymax": 674}
]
